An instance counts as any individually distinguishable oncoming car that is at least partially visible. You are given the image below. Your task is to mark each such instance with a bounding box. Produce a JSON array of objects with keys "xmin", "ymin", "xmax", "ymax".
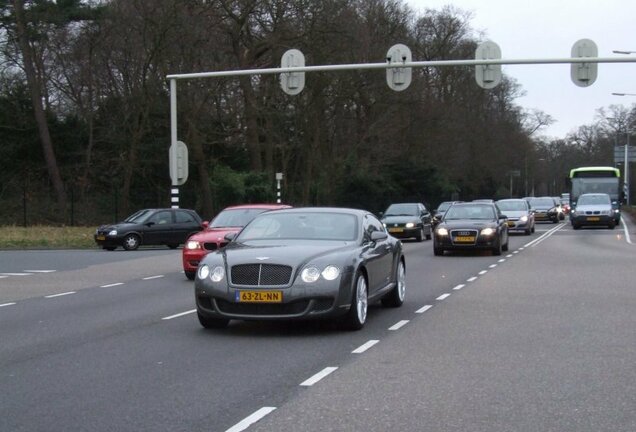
[
  {"xmin": 182, "ymin": 204, "xmax": 291, "ymax": 280},
  {"xmin": 570, "ymin": 193, "xmax": 616, "ymax": 229},
  {"xmin": 380, "ymin": 202, "xmax": 432, "ymax": 242},
  {"xmin": 496, "ymin": 198, "xmax": 535, "ymax": 235},
  {"xmin": 433, "ymin": 202, "xmax": 509, "ymax": 256},
  {"xmin": 195, "ymin": 208, "xmax": 406, "ymax": 330}
]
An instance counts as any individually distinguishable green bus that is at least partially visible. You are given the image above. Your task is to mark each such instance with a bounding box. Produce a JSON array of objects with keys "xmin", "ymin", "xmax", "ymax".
[{"xmin": 568, "ymin": 166, "xmax": 622, "ymax": 224}]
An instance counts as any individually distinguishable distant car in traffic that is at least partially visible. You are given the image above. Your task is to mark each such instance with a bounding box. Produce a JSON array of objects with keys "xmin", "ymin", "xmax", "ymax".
[
  {"xmin": 433, "ymin": 201, "xmax": 509, "ymax": 256},
  {"xmin": 94, "ymin": 208, "xmax": 204, "ymax": 251},
  {"xmin": 195, "ymin": 207, "xmax": 406, "ymax": 330},
  {"xmin": 182, "ymin": 204, "xmax": 291, "ymax": 280},
  {"xmin": 380, "ymin": 202, "xmax": 432, "ymax": 241},
  {"xmin": 527, "ymin": 197, "xmax": 560, "ymax": 223},
  {"xmin": 496, "ymin": 198, "xmax": 535, "ymax": 235},
  {"xmin": 432, "ymin": 201, "xmax": 462, "ymax": 226},
  {"xmin": 570, "ymin": 193, "xmax": 616, "ymax": 229}
]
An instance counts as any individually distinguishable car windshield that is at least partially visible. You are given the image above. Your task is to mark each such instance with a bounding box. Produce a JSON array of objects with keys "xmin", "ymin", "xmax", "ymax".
[
  {"xmin": 210, "ymin": 208, "xmax": 267, "ymax": 228},
  {"xmin": 384, "ymin": 204, "xmax": 419, "ymax": 216},
  {"xmin": 237, "ymin": 212, "xmax": 358, "ymax": 241},
  {"xmin": 437, "ymin": 202, "xmax": 452, "ymax": 212},
  {"xmin": 529, "ymin": 198, "xmax": 554, "ymax": 207},
  {"xmin": 577, "ymin": 194, "xmax": 611, "ymax": 205},
  {"xmin": 496, "ymin": 201, "xmax": 527, "ymax": 211},
  {"xmin": 124, "ymin": 209, "xmax": 153, "ymax": 223},
  {"xmin": 444, "ymin": 205, "xmax": 495, "ymax": 220}
]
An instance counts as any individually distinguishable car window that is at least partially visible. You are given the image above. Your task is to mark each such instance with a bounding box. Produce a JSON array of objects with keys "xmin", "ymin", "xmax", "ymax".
[
  {"xmin": 149, "ymin": 211, "xmax": 172, "ymax": 225},
  {"xmin": 384, "ymin": 204, "xmax": 419, "ymax": 216},
  {"xmin": 496, "ymin": 201, "xmax": 527, "ymax": 211},
  {"xmin": 175, "ymin": 210, "xmax": 196, "ymax": 223},
  {"xmin": 578, "ymin": 194, "xmax": 610, "ymax": 205},
  {"xmin": 125, "ymin": 209, "xmax": 153, "ymax": 223},
  {"xmin": 238, "ymin": 212, "xmax": 358, "ymax": 241},
  {"xmin": 445, "ymin": 205, "xmax": 495, "ymax": 220},
  {"xmin": 364, "ymin": 214, "xmax": 385, "ymax": 238},
  {"xmin": 211, "ymin": 208, "xmax": 267, "ymax": 228}
]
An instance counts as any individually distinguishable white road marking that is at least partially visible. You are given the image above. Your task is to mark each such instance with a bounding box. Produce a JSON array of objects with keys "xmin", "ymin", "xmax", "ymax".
[
  {"xmin": 225, "ymin": 407, "xmax": 277, "ymax": 432},
  {"xmin": 489, "ymin": 264, "xmax": 497, "ymax": 268},
  {"xmin": 506, "ymin": 254, "xmax": 513, "ymax": 258},
  {"xmin": 388, "ymin": 320, "xmax": 410, "ymax": 330},
  {"xmin": 621, "ymin": 216, "xmax": 633, "ymax": 244},
  {"xmin": 436, "ymin": 293, "xmax": 451, "ymax": 301},
  {"xmin": 498, "ymin": 259, "xmax": 506, "ymax": 263},
  {"xmin": 23, "ymin": 270, "xmax": 56, "ymax": 273},
  {"xmin": 142, "ymin": 275, "xmax": 164, "ymax": 280},
  {"xmin": 45, "ymin": 291, "xmax": 76, "ymax": 298},
  {"xmin": 162, "ymin": 309, "xmax": 196, "ymax": 320},
  {"xmin": 416, "ymin": 304, "xmax": 433, "ymax": 313},
  {"xmin": 0, "ymin": 302, "xmax": 17, "ymax": 307},
  {"xmin": 467, "ymin": 276, "xmax": 478, "ymax": 282},
  {"xmin": 479, "ymin": 270, "xmax": 488, "ymax": 275},
  {"xmin": 352, "ymin": 340, "xmax": 380, "ymax": 354},
  {"xmin": 300, "ymin": 367, "xmax": 338, "ymax": 386},
  {"xmin": 513, "ymin": 251, "xmax": 519, "ymax": 254},
  {"xmin": 452, "ymin": 284, "xmax": 465, "ymax": 291},
  {"xmin": 100, "ymin": 283, "xmax": 124, "ymax": 288},
  {"xmin": 0, "ymin": 273, "xmax": 32, "ymax": 276},
  {"xmin": 525, "ymin": 223, "xmax": 565, "ymax": 248},
  {"xmin": 0, "ymin": 276, "xmax": 7, "ymax": 279}
]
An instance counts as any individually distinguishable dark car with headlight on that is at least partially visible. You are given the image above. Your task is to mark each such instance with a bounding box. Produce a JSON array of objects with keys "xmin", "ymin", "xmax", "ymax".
[
  {"xmin": 433, "ymin": 202, "xmax": 509, "ymax": 256},
  {"xmin": 195, "ymin": 207, "xmax": 406, "ymax": 330},
  {"xmin": 380, "ymin": 202, "xmax": 432, "ymax": 241},
  {"xmin": 528, "ymin": 196, "xmax": 560, "ymax": 223}
]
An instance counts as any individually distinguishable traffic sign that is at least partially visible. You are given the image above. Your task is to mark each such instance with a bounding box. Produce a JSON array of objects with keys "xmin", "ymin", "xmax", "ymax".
[
  {"xmin": 475, "ymin": 41, "xmax": 502, "ymax": 89},
  {"xmin": 386, "ymin": 44, "xmax": 412, "ymax": 91},
  {"xmin": 614, "ymin": 145, "xmax": 636, "ymax": 163},
  {"xmin": 280, "ymin": 49, "xmax": 305, "ymax": 95},
  {"xmin": 571, "ymin": 39, "xmax": 598, "ymax": 87},
  {"xmin": 169, "ymin": 140, "xmax": 188, "ymax": 186}
]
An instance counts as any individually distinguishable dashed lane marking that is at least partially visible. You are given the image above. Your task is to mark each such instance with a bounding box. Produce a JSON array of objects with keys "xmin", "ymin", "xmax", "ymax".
[
  {"xmin": 300, "ymin": 367, "xmax": 338, "ymax": 386},
  {"xmin": 352, "ymin": 340, "xmax": 380, "ymax": 354},
  {"xmin": 224, "ymin": 407, "xmax": 277, "ymax": 432}
]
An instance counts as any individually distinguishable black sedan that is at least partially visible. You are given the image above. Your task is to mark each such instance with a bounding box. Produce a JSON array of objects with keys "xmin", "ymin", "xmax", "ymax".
[
  {"xmin": 94, "ymin": 208, "xmax": 204, "ymax": 251},
  {"xmin": 433, "ymin": 202, "xmax": 509, "ymax": 256},
  {"xmin": 381, "ymin": 202, "xmax": 432, "ymax": 241},
  {"xmin": 528, "ymin": 197, "xmax": 560, "ymax": 223},
  {"xmin": 195, "ymin": 207, "xmax": 406, "ymax": 330}
]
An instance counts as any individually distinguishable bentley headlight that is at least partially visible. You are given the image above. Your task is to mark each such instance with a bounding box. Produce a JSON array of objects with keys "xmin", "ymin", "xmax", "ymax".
[
  {"xmin": 210, "ymin": 266, "xmax": 225, "ymax": 282},
  {"xmin": 405, "ymin": 222, "xmax": 415, "ymax": 228},
  {"xmin": 108, "ymin": 229, "xmax": 117, "ymax": 236},
  {"xmin": 437, "ymin": 227, "xmax": 449, "ymax": 236},
  {"xmin": 301, "ymin": 267, "xmax": 321, "ymax": 283},
  {"xmin": 520, "ymin": 215, "xmax": 528, "ymax": 222},
  {"xmin": 480, "ymin": 227, "xmax": 495, "ymax": 236},
  {"xmin": 186, "ymin": 240, "xmax": 201, "ymax": 250},
  {"xmin": 321, "ymin": 266, "xmax": 340, "ymax": 281},
  {"xmin": 198, "ymin": 265, "xmax": 210, "ymax": 280}
]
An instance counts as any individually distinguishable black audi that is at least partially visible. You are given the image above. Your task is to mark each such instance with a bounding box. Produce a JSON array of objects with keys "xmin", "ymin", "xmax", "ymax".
[
  {"xmin": 195, "ymin": 207, "xmax": 406, "ymax": 330},
  {"xmin": 433, "ymin": 202, "xmax": 509, "ymax": 256}
]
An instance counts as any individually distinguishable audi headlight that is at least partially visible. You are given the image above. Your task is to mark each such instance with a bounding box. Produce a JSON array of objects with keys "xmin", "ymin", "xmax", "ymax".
[
  {"xmin": 186, "ymin": 240, "xmax": 202, "ymax": 250},
  {"xmin": 108, "ymin": 229, "xmax": 117, "ymax": 236},
  {"xmin": 480, "ymin": 227, "xmax": 495, "ymax": 236},
  {"xmin": 210, "ymin": 266, "xmax": 225, "ymax": 282},
  {"xmin": 321, "ymin": 266, "xmax": 340, "ymax": 281},
  {"xmin": 301, "ymin": 267, "xmax": 321, "ymax": 283},
  {"xmin": 405, "ymin": 222, "xmax": 415, "ymax": 228},
  {"xmin": 437, "ymin": 227, "xmax": 449, "ymax": 236}
]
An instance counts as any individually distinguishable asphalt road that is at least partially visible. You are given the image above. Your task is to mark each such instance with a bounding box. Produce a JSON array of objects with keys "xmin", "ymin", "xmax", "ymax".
[{"xmin": 1, "ymin": 219, "xmax": 634, "ymax": 432}]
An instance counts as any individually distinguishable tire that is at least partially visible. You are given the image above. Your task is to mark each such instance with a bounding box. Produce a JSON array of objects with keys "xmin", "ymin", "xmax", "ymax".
[
  {"xmin": 531, "ymin": 224, "xmax": 535, "ymax": 234},
  {"xmin": 340, "ymin": 272, "xmax": 368, "ymax": 331},
  {"xmin": 524, "ymin": 227, "xmax": 531, "ymax": 235},
  {"xmin": 433, "ymin": 246, "xmax": 444, "ymax": 256},
  {"xmin": 197, "ymin": 312, "xmax": 229, "ymax": 329},
  {"xmin": 502, "ymin": 237, "xmax": 509, "ymax": 252},
  {"xmin": 608, "ymin": 221, "xmax": 615, "ymax": 230},
  {"xmin": 185, "ymin": 271, "xmax": 196, "ymax": 281},
  {"xmin": 167, "ymin": 243, "xmax": 179, "ymax": 249},
  {"xmin": 492, "ymin": 239, "xmax": 502, "ymax": 256},
  {"xmin": 103, "ymin": 246, "xmax": 116, "ymax": 251},
  {"xmin": 425, "ymin": 227, "xmax": 432, "ymax": 240},
  {"xmin": 572, "ymin": 223, "xmax": 580, "ymax": 230},
  {"xmin": 123, "ymin": 234, "xmax": 140, "ymax": 251},
  {"xmin": 382, "ymin": 260, "xmax": 406, "ymax": 308},
  {"xmin": 415, "ymin": 227, "xmax": 424, "ymax": 242}
]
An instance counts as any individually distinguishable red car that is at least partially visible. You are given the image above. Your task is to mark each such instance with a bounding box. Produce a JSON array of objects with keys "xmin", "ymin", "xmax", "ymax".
[{"xmin": 182, "ymin": 204, "xmax": 291, "ymax": 279}]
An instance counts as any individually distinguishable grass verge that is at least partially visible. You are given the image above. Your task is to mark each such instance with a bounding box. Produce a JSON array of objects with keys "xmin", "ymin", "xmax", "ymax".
[{"xmin": 0, "ymin": 226, "xmax": 97, "ymax": 249}]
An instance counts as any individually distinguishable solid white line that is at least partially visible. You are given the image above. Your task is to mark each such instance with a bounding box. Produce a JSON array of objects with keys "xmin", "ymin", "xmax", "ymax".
[
  {"xmin": 352, "ymin": 340, "xmax": 380, "ymax": 354},
  {"xmin": 436, "ymin": 293, "xmax": 451, "ymax": 301},
  {"xmin": 45, "ymin": 291, "xmax": 76, "ymax": 298},
  {"xmin": 100, "ymin": 283, "xmax": 124, "ymax": 288},
  {"xmin": 525, "ymin": 223, "xmax": 564, "ymax": 248},
  {"xmin": 225, "ymin": 407, "xmax": 277, "ymax": 432},
  {"xmin": 23, "ymin": 270, "xmax": 56, "ymax": 273},
  {"xmin": 489, "ymin": 264, "xmax": 497, "ymax": 268},
  {"xmin": 142, "ymin": 275, "xmax": 164, "ymax": 280},
  {"xmin": 416, "ymin": 304, "xmax": 433, "ymax": 313},
  {"xmin": 0, "ymin": 273, "xmax": 32, "ymax": 276},
  {"xmin": 478, "ymin": 270, "xmax": 488, "ymax": 275},
  {"xmin": 452, "ymin": 284, "xmax": 465, "ymax": 291},
  {"xmin": 388, "ymin": 320, "xmax": 410, "ymax": 330},
  {"xmin": 0, "ymin": 302, "xmax": 17, "ymax": 307},
  {"xmin": 162, "ymin": 309, "xmax": 196, "ymax": 320},
  {"xmin": 621, "ymin": 216, "xmax": 633, "ymax": 244},
  {"xmin": 300, "ymin": 367, "xmax": 338, "ymax": 386},
  {"xmin": 467, "ymin": 276, "xmax": 477, "ymax": 282}
]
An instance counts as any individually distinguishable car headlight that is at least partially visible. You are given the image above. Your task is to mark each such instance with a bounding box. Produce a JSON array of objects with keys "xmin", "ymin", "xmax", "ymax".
[
  {"xmin": 382, "ymin": 222, "xmax": 387, "ymax": 227},
  {"xmin": 480, "ymin": 227, "xmax": 495, "ymax": 236},
  {"xmin": 108, "ymin": 229, "xmax": 117, "ymax": 236},
  {"xmin": 321, "ymin": 265, "xmax": 340, "ymax": 281},
  {"xmin": 405, "ymin": 222, "xmax": 415, "ymax": 228},
  {"xmin": 437, "ymin": 227, "xmax": 449, "ymax": 236},
  {"xmin": 210, "ymin": 266, "xmax": 225, "ymax": 282},
  {"xmin": 186, "ymin": 240, "xmax": 202, "ymax": 250},
  {"xmin": 301, "ymin": 267, "xmax": 321, "ymax": 283},
  {"xmin": 614, "ymin": 209, "xmax": 620, "ymax": 214},
  {"xmin": 198, "ymin": 265, "xmax": 210, "ymax": 279},
  {"xmin": 520, "ymin": 215, "xmax": 528, "ymax": 222}
]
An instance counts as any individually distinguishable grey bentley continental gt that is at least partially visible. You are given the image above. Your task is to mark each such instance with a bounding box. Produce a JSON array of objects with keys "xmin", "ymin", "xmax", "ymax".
[{"xmin": 194, "ymin": 207, "xmax": 406, "ymax": 330}]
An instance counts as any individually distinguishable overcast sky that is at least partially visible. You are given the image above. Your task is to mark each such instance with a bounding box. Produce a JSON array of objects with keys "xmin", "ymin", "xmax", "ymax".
[{"xmin": 405, "ymin": 0, "xmax": 636, "ymax": 138}]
